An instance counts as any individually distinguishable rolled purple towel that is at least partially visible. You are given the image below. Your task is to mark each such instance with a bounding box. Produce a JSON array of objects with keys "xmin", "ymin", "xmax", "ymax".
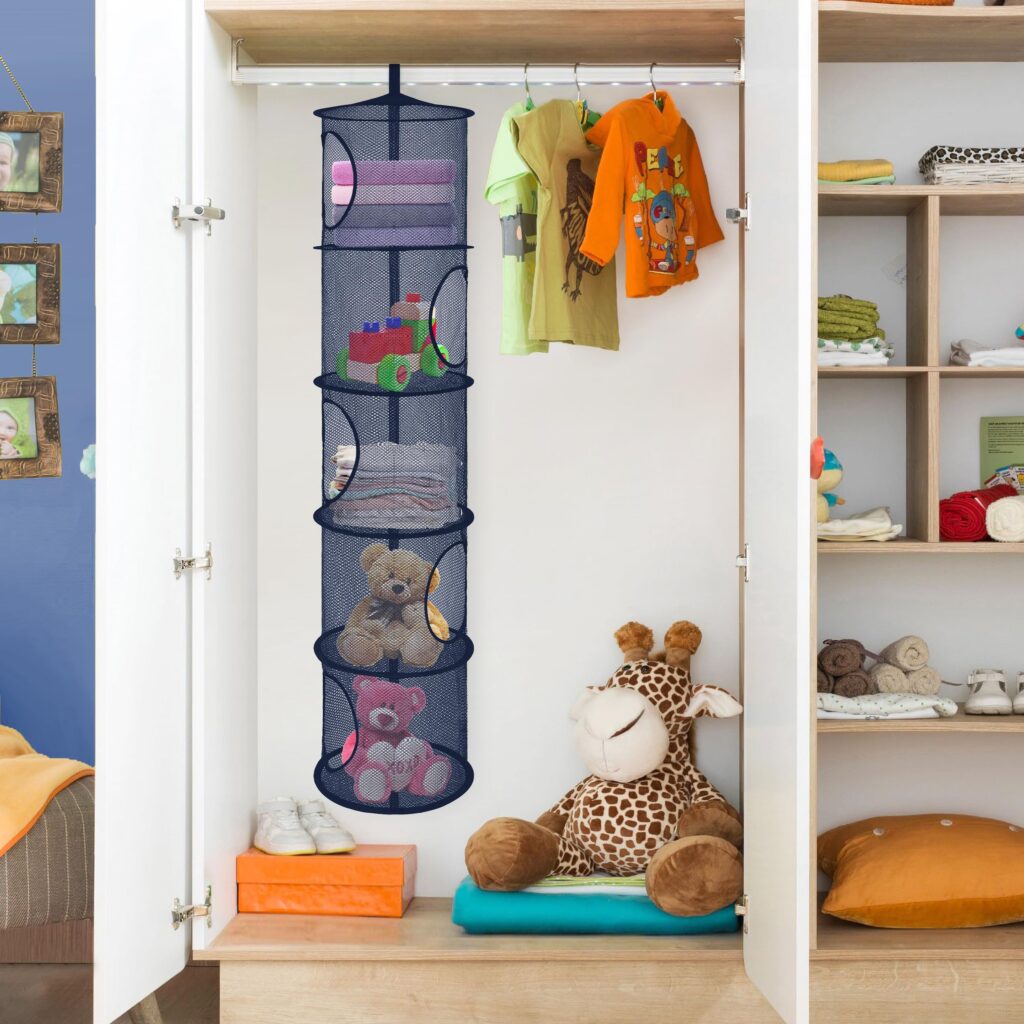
[
  {"xmin": 332, "ymin": 182, "xmax": 456, "ymax": 206},
  {"xmin": 332, "ymin": 159, "xmax": 456, "ymax": 186}
]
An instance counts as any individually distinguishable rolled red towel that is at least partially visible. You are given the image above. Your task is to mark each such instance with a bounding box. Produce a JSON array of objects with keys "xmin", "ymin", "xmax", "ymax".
[{"xmin": 939, "ymin": 484, "xmax": 1017, "ymax": 542}]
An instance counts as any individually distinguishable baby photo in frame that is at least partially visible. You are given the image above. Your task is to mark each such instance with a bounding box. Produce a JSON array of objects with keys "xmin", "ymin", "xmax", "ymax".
[
  {"xmin": 0, "ymin": 243, "xmax": 60, "ymax": 344},
  {"xmin": 0, "ymin": 111, "xmax": 62, "ymax": 213},
  {"xmin": 0, "ymin": 376, "xmax": 61, "ymax": 479}
]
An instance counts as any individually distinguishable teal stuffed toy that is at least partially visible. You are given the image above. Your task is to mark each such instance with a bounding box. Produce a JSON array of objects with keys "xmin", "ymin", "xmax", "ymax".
[{"xmin": 816, "ymin": 448, "xmax": 845, "ymax": 524}]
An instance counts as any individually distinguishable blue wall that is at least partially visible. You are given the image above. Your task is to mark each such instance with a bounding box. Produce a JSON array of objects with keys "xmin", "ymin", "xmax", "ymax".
[{"xmin": 1, "ymin": 2, "xmax": 95, "ymax": 763}]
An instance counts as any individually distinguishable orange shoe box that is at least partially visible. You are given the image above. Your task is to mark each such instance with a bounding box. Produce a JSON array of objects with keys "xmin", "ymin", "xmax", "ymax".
[{"xmin": 236, "ymin": 845, "xmax": 416, "ymax": 918}]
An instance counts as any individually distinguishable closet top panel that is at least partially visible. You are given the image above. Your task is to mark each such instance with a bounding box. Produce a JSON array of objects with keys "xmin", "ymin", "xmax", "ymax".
[{"xmin": 205, "ymin": 1, "xmax": 746, "ymax": 66}]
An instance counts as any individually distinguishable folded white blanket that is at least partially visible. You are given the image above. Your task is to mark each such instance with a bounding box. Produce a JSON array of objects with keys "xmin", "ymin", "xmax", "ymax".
[
  {"xmin": 817, "ymin": 692, "xmax": 959, "ymax": 719},
  {"xmin": 818, "ymin": 709, "xmax": 939, "ymax": 720},
  {"xmin": 818, "ymin": 506, "xmax": 903, "ymax": 542},
  {"xmin": 950, "ymin": 338, "xmax": 1024, "ymax": 367},
  {"xmin": 987, "ymin": 494, "xmax": 1024, "ymax": 542},
  {"xmin": 818, "ymin": 351, "xmax": 891, "ymax": 367}
]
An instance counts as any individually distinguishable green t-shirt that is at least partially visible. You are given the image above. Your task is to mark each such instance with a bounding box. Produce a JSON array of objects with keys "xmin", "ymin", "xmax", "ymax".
[
  {"xmin": 511, "ymin": 100, "xmax": 620, "ymax": 351},
  {"xmin": 484, "ymin": 102, "xmax": 546, "ymax": 356}
]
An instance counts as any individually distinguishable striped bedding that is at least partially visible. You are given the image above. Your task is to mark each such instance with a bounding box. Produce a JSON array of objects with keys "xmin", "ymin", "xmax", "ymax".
[{"xmin": 0, "ymin": 776, "xmax": 94, "ymax": 929}]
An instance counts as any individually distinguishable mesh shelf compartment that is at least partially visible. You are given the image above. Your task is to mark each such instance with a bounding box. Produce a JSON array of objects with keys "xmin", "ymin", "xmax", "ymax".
[
  {"xmin": 315, "ymin": 67, "xmax": 474, "ymax": 814},
  {"xmin": 315, "ymin": 667, "xmax": 472, "ymax": 814}
]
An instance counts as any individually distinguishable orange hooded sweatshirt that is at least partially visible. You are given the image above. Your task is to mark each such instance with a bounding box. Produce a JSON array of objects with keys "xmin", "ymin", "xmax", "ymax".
[{"xmin": 581, "ymin": 92, "xmax": 723, "ymax": 298}]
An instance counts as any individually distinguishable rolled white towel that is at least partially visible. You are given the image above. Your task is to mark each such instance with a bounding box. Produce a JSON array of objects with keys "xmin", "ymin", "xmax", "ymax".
[{"xmin": 987, "ymin": 494, "xmax": 1024, "ymax": 542}]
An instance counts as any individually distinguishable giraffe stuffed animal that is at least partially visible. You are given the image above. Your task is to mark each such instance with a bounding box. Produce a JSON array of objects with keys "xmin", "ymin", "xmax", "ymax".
[{"xmin": 465, "ymin": 621, "xmax": 744, "ymax": 916}]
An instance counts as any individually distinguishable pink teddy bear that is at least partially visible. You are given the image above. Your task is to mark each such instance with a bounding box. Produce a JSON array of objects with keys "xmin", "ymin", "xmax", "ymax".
[{"xmin": 342, "ymin": 675, "xmax": 452, "ymax": 804}]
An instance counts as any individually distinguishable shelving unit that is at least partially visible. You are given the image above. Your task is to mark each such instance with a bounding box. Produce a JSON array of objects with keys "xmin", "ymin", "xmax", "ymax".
[{"xmin": 818, "ymin": 705, "xmax": 1024, "ymax": 734}]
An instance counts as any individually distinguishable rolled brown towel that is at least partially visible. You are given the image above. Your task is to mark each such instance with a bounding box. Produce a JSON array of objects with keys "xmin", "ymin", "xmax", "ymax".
[
  {"xmin": 817, "ymin": 668, "xmax": 834, "ymax": 694},
  {"xmin": 869, "ymin": 662, "xmax": 909, "ymax": 694},
  {"xmin": 833, "ymin": 669, "xmax": 874, "ymax": 698},
  {"xmin": 907, "ymin": 666, "xmax": 942, "ymax": 696},
  {"xmin": 818, "ymin": 639, "xmax": 866, "ymax": 678},
  {"xmin": 880, "ymin": 635, "xmax": 929, "ymax": 672}
]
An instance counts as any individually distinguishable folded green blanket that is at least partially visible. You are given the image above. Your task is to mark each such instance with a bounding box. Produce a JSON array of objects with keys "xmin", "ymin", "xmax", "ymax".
[
  {"xmin": 818, "ymin": 295, "xmax": 878, "ymax": 314},
  {"xmin": 450, "ymin": 877, "xmax": 740, "ymax": 935},
  {"xmin": 819, "ymin": 175, "xmax": 895, "ymax": 186},
  {"xmin": 819, "ymin": 311, "xmax": 879, "ymax": 331}
]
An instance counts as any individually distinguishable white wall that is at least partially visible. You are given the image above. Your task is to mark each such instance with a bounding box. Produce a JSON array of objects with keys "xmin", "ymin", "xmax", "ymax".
[
  {"xmin": 817, "ymin": 64, "xmax": 1024, "ymax": 856},
  {"xmin": 257, "ymin": 82, "xmax": 741, "ymax": 894}
]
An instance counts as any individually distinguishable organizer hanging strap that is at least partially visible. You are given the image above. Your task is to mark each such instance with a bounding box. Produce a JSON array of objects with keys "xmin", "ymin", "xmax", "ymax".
[{"xmin": 0, "ymin": 54, "xmax": 35, "ymax": 111}]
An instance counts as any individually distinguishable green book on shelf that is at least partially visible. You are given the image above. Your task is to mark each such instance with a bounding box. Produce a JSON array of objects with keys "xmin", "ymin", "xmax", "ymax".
[{"xmin": 980, "ymin": 416, "xmax": 1024, "ymax": 486}]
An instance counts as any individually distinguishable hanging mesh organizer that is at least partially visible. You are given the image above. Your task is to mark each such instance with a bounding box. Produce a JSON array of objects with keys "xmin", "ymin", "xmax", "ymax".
[{"xmin": 313, "ymin": 67, "xmax": 474, "ymax": 814}]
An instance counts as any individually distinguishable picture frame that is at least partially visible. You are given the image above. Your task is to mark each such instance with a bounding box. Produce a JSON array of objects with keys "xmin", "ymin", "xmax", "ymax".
[
  {"xmin": 0, "ymin": 376, "xmax": 61, "ymax": 479},
  {"xmin": 0, "ymin": 243, "xmax": 60, "ymax": 344},
  {"xmin": 0, "ymin": 111, "xmax": 63, "ymax": 213}
]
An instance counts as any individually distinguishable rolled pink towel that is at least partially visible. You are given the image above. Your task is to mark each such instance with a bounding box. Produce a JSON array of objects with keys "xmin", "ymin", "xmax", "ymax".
[
  {"xmin": 332, "ymin": 182, "xmax": 456, "ymax": 206},
  {"xmin": 332, "ymin": 159, "xmax": 456, "ymax": 186}
]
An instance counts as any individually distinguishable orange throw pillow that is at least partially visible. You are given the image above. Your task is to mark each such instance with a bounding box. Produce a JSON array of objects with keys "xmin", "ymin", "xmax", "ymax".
[{"xmin": 819, "ymin": 814, "xmax": 1024, "ymax": 929}]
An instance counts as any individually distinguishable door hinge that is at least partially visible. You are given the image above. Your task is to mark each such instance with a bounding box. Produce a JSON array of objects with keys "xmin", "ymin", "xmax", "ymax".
[
  {"xmin": 726, "ymin": 193, "xmax": 750, "ymax": 231},
  {"xmin": 172, "ymin": 197, "xmax": 226, "ymax": 235},
  {"xmin": 735, "ymin": 543, "xmax": 750, "ymax": 583},
  {"xmin": 172, "ymin": 885, "xmax": 212, "ymax": 930},
  {"xmin": 174, "ymin": 543, "xmax": 213, "ymax": 581},
  {"xmin": 736, "ymin": 893, "xmax": 749, "ymax": 933}
]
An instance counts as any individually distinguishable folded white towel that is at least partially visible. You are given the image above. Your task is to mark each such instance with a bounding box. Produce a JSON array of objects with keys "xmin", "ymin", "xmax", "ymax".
[
  {"xmin": 818, "ymin": 506, "xmax": 904, "ymax": 542},
  {"xmin": 818, "ymin": 351, "xmax": 891, "ymax": 367},
  {"xmin": 817, "ymin": 692, "xmax": 958, "ymax": 719},
  {"xmin": 950, "ymin": 337, "xmax": 1024, "ymax": 367},
  {"xmin": 818, "ymin": 709, "xmax": 939, "ymax": 720},
  {"xmin": 986, "ymin": 494, "xmax": 1024, "ymax": 542}
]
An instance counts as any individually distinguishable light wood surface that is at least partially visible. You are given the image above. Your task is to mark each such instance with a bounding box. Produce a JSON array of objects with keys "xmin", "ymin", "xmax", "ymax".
[
  {"xmin": 819, "ymin": 1, "xmax": 1024, "ymax": 63},
  {"xmin": 820, "ymin": 366, "xmax": 1024, "ymax": 379},
  {"xmin": 810, "ymin": 960, "xmax": 1024, "ymax": 1023},
  {"xmin": 819, "ymin": 540, "xmax": 1024, "ymax": 555},
  {"xmin": 906, "ymin": 371, "xmax": 939, "ymax": 542},
  {"xmin": 940, "ymin": 366, "xmax": 1024, "ymax": 379},
  {"xmin": 818, "ymin": 704, "xmax": 1024, "ymax": 734},
  {"xmin": 905, "ymin": 194, "xmax": 939, "ymax": 369},
  {"xmin": 205, "ymin": 0, "xmax": 747, "ymax": 65},
  {"xmin": 815, "ymin": 906, "xmax": 1024, "ymax": 961},
  {"xmin": 197, "ymin": 898, "xmax": 745, "ymax": 962},
  {"xmin": 219, "ymin": 959, "xmax": 782, "ymax": 1024},
  {"xmin": 819, "ymin": 185, "xmax": 1024, "ymax": 218}
]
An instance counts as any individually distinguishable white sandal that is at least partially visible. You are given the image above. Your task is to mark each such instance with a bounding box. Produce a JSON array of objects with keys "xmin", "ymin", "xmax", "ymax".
[
  {"xmin": 1013, "ymin": 672, "xmax": 1024, "ymax": 715},
  {"xmin": 964, "ymin": 669, "xmax": 1013, "ymax": 716}
]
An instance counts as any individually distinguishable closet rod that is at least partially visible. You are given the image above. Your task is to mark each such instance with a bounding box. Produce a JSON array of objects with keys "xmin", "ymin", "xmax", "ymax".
[{"xmin": 231, "ymin": 51, "xmax": 743, "ymax": 89}]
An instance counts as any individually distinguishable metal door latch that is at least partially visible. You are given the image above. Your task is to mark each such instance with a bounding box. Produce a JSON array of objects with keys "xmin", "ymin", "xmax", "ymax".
[
  {"xmin": 735, "ymin": 543, "xmax": 750, "ymax": 583},
  {"xmin": 172, "ymin": 885, "xmax": 212, "ymax": 930},
  {"xmin": 726, "ymin": 193, "xmax": 750, "ymax": 230},
  {"xmin": 172, "ymin": 198, "xmax": 226, "ymax": 234},
  {"xmin": 736, "ymin": 893, "xmax": 750, "ymax": 933},
  {"xmin": 174, "ymin": 543, "xmax": 213, "ymax": 581}
]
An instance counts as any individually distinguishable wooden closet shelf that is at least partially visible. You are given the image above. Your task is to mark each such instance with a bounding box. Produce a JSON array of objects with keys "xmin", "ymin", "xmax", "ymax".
[
  {"xmin": 818, "ymin": 541, "xmax": 1024, "ymax": 555},
  {"xmin": 819, "ymin": 185, "xmax": 1024, "ymax": 217},
  {"xmin": 196, "ymin": 898, "xmax": 744, "ymax": 962},
  {"xmin": 815, "ymin": 904, "xmax": 1024, "ymax": 961},
  {"xmin": 205, "ymin": 1, "xmax": 747, "ymax": 65},
  {"xmin": 818, "ymin": 366, "xmax": 1024, "ymax": 380},
  {"xmin": 819, "ymin": 1, "xmax": 1024, "ymax": 63},
  {"xmin": 818, "ymin": 705, "xmax": 1024, "ymax": 735}
]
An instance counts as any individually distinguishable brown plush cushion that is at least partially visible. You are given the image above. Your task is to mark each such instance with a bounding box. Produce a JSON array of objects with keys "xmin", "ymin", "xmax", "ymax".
[{"xmin": 819, "ymin": 814, "xmax": 1024, "ymax": 929}]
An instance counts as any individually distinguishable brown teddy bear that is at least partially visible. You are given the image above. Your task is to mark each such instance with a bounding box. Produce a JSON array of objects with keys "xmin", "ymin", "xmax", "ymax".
[
  {"xmin": 464, "ymin": 621, "xmax": 744, "ymax": 917},
  {"xmin": 337, "ymin": 543, "xmax": 449, "ymax": 669}
]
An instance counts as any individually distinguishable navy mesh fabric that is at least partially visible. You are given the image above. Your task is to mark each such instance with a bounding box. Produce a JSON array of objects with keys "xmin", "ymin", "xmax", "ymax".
[{"xmin": 314, "ymin": 67, "xmax": 474, "ymax": 813}]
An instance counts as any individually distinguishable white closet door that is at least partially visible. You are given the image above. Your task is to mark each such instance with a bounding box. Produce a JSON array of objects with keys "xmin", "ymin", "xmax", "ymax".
[
  {"xmin": 741, "ymin": 1, "xmax": 815, "ymax": 1022},
  {"xmin": 189, "ymin": 11, "xmax": 259, "ymax": 951},
  {"xmin": 94, "ymin": 0, "xmax": 192, "ymax": 1020}
]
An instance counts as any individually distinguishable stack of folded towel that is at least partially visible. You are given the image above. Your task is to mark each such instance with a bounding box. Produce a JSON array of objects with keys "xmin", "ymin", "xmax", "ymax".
[
  {"xmin": 327, "ymin": 441, "xmax": 460, "ymax": 527},
  {"xmin": 818, "ymin": 295, "xmax": 893, "ymax": 367},
  {"xmin": 919, "ymin": 145, "xmax": 1024, "ymax": 186},
  {"xmin": 950, "ymin": 338, "xmax": 1024, "ymax": 368},
  {"xmin": 817, "ymin": 692, "xmax": 958, "ymax": 723},
  {"xmin": 330, "ymin": 159, "xmax": 459, "ymax": 246},
  {"xmin": 817, "ymin": 506, "xmax": 903, "ymax": 543},
  {"xmin": 818, "ymin": 159, "xmax": 895, "ymax": 187},
  {"xmin": 939, "ymin": 483, "xmax": 1017, "ymax": 541},
  {"xmin": 818, "ymin": 635, "xmax": 945, "ymax": 704}
]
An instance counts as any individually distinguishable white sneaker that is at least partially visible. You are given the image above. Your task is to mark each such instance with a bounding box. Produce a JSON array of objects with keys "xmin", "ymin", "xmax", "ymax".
[
  {"xmin": 1014, "ymin": 673, "xmax": 1024, "ymax": 715},
  {"xmin": 254, "ymin": 798, "xmax": 316, "ymax": 855},
  {"xmin": 964, "ymin": 670, "xmax": 1013, "ymax": 715},
  {"xmin": 298, "ymin": 799, "xmax": 356, "ymax": 854}
]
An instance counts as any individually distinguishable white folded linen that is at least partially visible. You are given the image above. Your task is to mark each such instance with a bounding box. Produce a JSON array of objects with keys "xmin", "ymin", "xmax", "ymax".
[
  {"xmin": 818, "ymin": 709, "xmax": 939, "ymax": 720},
  {"xmin": 986, "ymin": 494, "xmax": 1024, "ymax": 542},
  {"xmin": 818, "ymin": 351, "xmax": 891, "ymax": 367},
  {"xmin": 817, "ymin": 692, "xmax": 959, "ymax": 719},
  {"xmin": 950, "ymin": 337, "xmax": 1024, "ymax": 367},
  {"xmin": 817, "ymin": 506, "xmax": 904, "ymax": 542}
]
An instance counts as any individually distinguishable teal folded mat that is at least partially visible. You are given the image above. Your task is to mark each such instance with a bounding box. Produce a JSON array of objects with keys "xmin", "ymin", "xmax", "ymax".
[{"xmin": 451, "ymin": 877, "xmax": 740, "ymax": 935}]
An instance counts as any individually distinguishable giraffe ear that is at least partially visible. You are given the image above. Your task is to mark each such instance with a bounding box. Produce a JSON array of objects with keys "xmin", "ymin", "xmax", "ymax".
[
  {"xmin": 683, "ymin": 685, "xmax": 742, "ymax": 719},
  {"xmin": 569, "ymin": 685, "xmax": 602, "ymax": 722}
]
